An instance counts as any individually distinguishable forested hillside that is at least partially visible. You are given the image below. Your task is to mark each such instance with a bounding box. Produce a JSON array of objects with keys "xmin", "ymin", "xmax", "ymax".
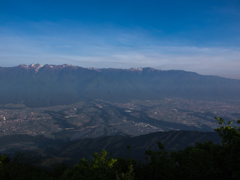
[
  {"xmin": 0, "ymin": 117, "xmax": 239, "ymax": 180},
  {"xmin": 0, "ymin": 129, "xmax": 222, "ymax": 167}
]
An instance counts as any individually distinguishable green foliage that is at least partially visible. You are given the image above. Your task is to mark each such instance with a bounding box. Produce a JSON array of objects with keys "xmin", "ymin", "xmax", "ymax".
[
  {"xmin": 0, "ymin": 116, "xmax": 240, "ymax": 179},
  {"xmin": 115, "ymin": 145, "xmax": 136, "ymax": 180},
  {"xmin": 0, "ymin": 151, "xmax": 50, "ymax": 180},
  {"xmin": 60, "ymin": 149, "xmax": 118, "ymax": 180},
  {"xmin": 139, "ymin": 142, "xmax": 175, "ymax": 180},
  {"xmin": 170, "ymin": 141, "xmax": 223, "ymax": 180},
  {"xmin": 213, "ymin": 117, "xmax": 240, "ymax": 179}
]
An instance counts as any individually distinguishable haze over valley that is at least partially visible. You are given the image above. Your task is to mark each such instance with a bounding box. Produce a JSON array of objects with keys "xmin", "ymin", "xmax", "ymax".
[{"xmin": 0, "ymin": 64, "xmax": 240, "ymax": 140}]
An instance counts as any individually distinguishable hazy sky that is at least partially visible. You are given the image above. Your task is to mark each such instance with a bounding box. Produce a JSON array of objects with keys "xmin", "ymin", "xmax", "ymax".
[{"xmin": 0, "ymin": 0, "xmax": 240, "ymax": 79}]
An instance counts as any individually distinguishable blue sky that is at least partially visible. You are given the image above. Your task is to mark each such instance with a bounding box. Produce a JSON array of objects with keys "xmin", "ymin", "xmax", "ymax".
[{"xmin": 0, "ymin": 0, "xmax": 240, "ymax": 79}]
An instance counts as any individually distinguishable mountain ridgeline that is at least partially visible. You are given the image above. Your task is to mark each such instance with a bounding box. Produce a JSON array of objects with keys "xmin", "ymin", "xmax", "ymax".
[
  {"xmin": 1, "ymin": 64, "xmax": 240, "ymax": 107},
  {"xmin": 0, "ymin": 130, "xmax": 222, "ymax": 166}
]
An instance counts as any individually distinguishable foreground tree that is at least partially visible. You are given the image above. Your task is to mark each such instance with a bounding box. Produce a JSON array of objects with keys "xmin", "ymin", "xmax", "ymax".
[
  {"xmin": 169, "ymin": 117, "xmax": 240, "ymax": 180},
  {"xmin": 0, "ymin": 116, "xmax": 239, "ymax": 180},
  {"xmin": 214, "ymin": 117, "xmax": 240, "ymax": 179}
]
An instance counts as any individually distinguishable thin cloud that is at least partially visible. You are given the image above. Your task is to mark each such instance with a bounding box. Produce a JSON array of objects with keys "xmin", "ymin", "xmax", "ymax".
[{"xmin": 0, "ymin": 21, "xmax": 240, "ymax": 79}]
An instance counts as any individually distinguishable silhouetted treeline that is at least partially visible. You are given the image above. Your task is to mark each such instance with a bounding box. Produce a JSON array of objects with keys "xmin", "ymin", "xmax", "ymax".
[{"xmin": 1, "ymin": 117, "xmax": 240, "ymax": 180}]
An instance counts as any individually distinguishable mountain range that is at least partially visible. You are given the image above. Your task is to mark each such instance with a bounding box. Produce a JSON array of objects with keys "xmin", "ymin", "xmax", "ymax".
[{"xmin": 1, "ymin": 64, "xmax": 240, "ymax": 108}]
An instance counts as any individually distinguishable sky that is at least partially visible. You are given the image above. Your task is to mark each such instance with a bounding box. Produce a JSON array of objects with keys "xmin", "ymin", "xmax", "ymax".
[{"xmin": 0, "ymin": 0, "xmax": 240, "ymax": 79}]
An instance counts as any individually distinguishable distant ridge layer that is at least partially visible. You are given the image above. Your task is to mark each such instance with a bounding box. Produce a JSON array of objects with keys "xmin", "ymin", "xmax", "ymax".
[{"xmin": 0, "ymin": 64, "xmax": 240, "ymax": 107}]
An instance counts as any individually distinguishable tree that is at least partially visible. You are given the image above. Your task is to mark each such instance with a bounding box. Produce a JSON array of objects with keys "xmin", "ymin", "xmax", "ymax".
[
  {"xmin": 169, "ymin": 117, "xmax": 240, "ymax": 180},
  {"xmin": 61, "ymin": 149, "xmax": 118, "ymax": 180},
  {"xmin": 214, "ymin": 117, "xmax": 240, "ymax": 179},
  {"xmin": 139, "ymin": 142, "xmax": 175, "ymax": 180},
  {"xmin": 1, "ymin": 116, "xmax": 240, "ymax": 180}
]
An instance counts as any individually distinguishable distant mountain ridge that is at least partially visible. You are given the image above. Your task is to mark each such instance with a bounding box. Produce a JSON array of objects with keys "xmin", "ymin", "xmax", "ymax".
[{"xmin": 1, "ymin": 64, "xmax": 240, "ymax": 107}]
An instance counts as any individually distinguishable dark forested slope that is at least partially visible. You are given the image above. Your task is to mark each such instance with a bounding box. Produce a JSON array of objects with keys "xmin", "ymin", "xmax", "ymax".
[
  {"xmin": 0, "ymin": 118, "xmax": 239, "ymax": 180},
  {"xmin": 0, "ymin": 130, "xmax": 222, "ymax": 166},
  {"xmin": 51, "ymin": 130, "xmax": 221, "ymax": 164}
]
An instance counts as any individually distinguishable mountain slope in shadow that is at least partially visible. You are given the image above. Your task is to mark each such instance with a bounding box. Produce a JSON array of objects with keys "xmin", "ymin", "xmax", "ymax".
[
  {"xmin": 0, "ymin": 130, "xmax": 221, "ymax": 167},
  {"xmin": 1, "ymin": 64, "xmax": 240, "ymax": 107}
]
